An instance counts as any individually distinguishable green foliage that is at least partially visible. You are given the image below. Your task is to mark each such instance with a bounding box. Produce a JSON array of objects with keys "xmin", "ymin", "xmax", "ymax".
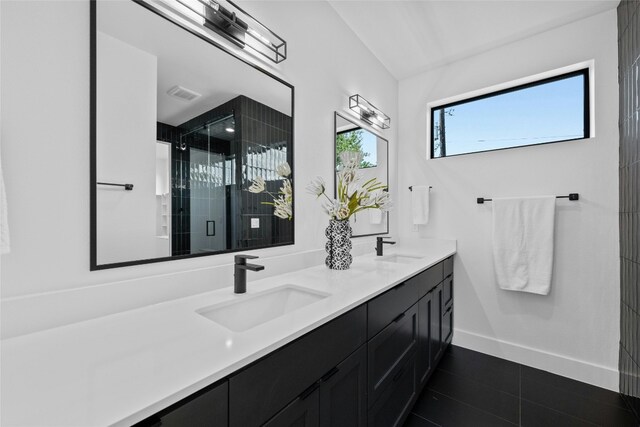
[{"xmin": 336, "ymin": 130, "xmax": 374, "ymax": 168}]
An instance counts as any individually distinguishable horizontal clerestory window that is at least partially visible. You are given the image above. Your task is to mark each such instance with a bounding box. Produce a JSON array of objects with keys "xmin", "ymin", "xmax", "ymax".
[{"xmin": 429, "ymin": 68, "xmax": 590, "ymax": 158}]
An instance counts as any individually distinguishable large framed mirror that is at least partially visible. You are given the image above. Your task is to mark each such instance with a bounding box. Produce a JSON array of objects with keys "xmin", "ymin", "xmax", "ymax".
[
  {"xmin": 91, "ymin": 0, "xmax": 294, "ymax": 270},
  {"xmin": 334, "ymin": 112, "xmax": 389, "ymax": 237}
]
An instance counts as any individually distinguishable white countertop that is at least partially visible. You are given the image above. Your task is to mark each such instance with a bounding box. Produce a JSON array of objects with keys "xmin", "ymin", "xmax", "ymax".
[{"xmin": 1, "ymin": 240, "xmax": 456, "ymax": 427}]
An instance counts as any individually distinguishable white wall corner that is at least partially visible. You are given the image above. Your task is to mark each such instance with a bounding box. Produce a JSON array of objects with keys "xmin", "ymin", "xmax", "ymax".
[{"xmin": 453, "ymin": 328, "xmax": 619, "ymax": 391}]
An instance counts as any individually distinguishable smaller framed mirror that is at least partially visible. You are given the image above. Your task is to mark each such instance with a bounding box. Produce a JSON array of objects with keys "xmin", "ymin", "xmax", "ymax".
[{"xmin": 334, "ymin": 112, "xmax": 389, "ymax": 237}]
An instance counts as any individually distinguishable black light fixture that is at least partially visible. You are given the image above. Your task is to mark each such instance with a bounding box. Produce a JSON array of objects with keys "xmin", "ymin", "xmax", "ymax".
[
  {"xmin": 202, "ymin": 1, "xmax": 249, "ymax": 48},
  {"xmin": 349, "ymin": 94, "xmax": 390, "ymax": 130},
  {"xmin": 151, "ymin": 0, "xmax": 287, "ymax": 63}
]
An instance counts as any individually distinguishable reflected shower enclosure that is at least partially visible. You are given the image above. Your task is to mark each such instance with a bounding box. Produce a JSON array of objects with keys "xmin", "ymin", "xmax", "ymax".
[{"xmin": 156, "ymin": 96, "xmax": 292, "ymax": 257}]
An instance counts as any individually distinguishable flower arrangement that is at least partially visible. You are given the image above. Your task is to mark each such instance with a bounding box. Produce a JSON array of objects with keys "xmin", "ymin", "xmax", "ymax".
[
  {"xmin": 248, "ymin": 162, "xmax": 293, "ymax": 220},
  {"xmin": 306, "ymin": 151, "xmax": 391, "ymax": 220}
]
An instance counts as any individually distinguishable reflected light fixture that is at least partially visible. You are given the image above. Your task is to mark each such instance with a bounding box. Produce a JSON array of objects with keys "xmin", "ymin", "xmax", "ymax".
[
  {"xmin": 349, "ymin": 94, "xmax": 390, "ymax": 130},
  {"xmin": 150, "ymin": 0, "xmax": 287, "ymax": 63}
]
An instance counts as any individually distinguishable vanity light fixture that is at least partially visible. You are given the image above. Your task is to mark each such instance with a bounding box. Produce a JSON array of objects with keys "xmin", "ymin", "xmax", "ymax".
[
  {"xmin": 153, "ymin": 0, "xmax": 287, "ymax": 63},
  {"xmin": 349, "ymin": 94, "xmax": 391, "ymax": 130}
]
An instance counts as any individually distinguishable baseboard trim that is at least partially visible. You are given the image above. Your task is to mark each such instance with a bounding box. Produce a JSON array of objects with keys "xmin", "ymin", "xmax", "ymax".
[{"xmin": 453, "ymin": 328, "xmax": 619, "ymax": 391}]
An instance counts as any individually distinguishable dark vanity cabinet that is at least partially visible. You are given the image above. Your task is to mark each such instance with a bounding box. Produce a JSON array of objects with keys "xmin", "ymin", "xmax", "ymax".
[
  {"xmin": 133, "ymin": 380, "xmax": 229, "ymax": 427},
  {"xmin": 229, "ymin": 306, "xmax": 367, "ymax": 427},
  {"xmin": 367, "ymin": 300, "xmax": 419, "ymax": 427},
  {"xmin": 440, "ymin": 257, "xmax": 454, "ymax": 351},
  {"xmin": 417, "ymin": 292, "xmax": 433, "ymax": 387},
  {"xmin": 366, "ymin": 257, "xmax": 449, "ymax": 427},
  {"xmin": 266, "ymin": 345, "xmax": 368, "ymax": 427},
  {"xmin": 264, "ymin": 389, "xmax": 320, "ymax": 427},
  {"xmin": 134, "ymin": 256, "xmax": 454, "ymax": 427},
  {"xmin": 431, "ymin": 282, "xmax": 444, "ymax": 363},
  {"xmin": 319, "ymin": 346, "xmax": 368, "ymax": 427}
]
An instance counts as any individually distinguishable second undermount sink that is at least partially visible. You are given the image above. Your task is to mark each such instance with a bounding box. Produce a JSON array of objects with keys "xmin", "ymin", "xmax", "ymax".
[
  {"xmin": 375, "ymin": 254, "xmax": 424, "ymax": 264},
  {"xmin": 197, "ymin": 285, "xmax": 330, "ymax": 332}
]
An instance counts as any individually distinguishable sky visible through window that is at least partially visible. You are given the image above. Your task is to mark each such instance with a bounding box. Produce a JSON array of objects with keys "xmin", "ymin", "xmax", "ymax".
[
  {"xmin": 432, "ymin": 73, "xmax": 586, "ymax": 157},
  {"xmin": 360, "ymin": 131, "xmax": 378, "ymax": 167}
]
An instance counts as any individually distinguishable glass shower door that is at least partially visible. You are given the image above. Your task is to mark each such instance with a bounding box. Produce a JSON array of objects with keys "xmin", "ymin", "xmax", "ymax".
[{"xmin": 189, "ymin": 146, "xmax": 227, "ymax": 254}]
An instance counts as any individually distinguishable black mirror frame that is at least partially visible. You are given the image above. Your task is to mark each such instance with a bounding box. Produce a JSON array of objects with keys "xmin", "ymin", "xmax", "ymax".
[
  {"xmin": 333, "ymin": 111, "xmax": 389, "ymax": 238},
  {"xmin": 90, "ymin": 0, "xmax": 295, "ymax": 270}
]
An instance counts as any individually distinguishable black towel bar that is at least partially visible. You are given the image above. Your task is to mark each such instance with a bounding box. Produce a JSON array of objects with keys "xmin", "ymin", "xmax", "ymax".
[
  {"xmin": 408, "ymin": 186, "xmax": 432, "ymax": 191},
  {"xmin": 97, "ymin": 182, "xmax": 134, "ymax": 191},
  {"xmin": 477, "ymin": 193, "xmax": 579, "ymax": 204}
]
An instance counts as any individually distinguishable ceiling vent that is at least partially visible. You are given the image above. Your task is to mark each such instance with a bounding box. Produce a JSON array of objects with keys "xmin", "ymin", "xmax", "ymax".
[{"xmin": 167, "ymin": 85, "xmax": 201, "ymax": 102}]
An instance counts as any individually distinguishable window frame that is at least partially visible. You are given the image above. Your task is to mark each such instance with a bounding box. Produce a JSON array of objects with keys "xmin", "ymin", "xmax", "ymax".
[{"xmin": 428, "ymin": 66, "xmax": 591, "ymax": 159}]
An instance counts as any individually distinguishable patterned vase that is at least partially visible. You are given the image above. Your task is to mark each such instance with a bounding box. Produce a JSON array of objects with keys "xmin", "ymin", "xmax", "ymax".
[{"xmin": 325, "ymin": 219, "xmax": 353, "ymax": 270}]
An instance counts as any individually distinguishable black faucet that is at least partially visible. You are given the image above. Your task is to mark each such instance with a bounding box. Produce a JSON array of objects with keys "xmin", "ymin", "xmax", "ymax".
[
  {"xmin": 234, "ymin": 254, "xmax": 265, "ymax": 294},
  {"xmin": 376, "ymin": 236, "xmax": 396, "ymax": 256}
]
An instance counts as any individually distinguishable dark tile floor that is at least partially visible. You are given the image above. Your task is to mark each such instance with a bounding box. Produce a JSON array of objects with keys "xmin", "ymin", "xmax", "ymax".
[{"xmin": 405, "ymin": 345, "xmax": 639, "ymax": 427}]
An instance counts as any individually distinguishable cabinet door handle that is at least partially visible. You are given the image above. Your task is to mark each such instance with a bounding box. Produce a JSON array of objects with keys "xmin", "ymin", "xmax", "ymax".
[
  {"xmin": 299, "ymin": 380, "xmax": 321, "ymax": 400},
  {"xmin": 392, "ymin": 312, "xmax": 406, "ymax": 323},
  {"xmin": 206, "ymin": 220, "xmax": 215, "ymax": 236},
  {"xmin": 320, "ymin": 366, "xmax": 340, "ymax": 382}
]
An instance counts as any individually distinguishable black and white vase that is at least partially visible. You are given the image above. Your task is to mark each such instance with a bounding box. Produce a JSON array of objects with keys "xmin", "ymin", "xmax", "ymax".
[{"xmin": 325, "ymin": 219, "xmax": 353, "ymax": 270}]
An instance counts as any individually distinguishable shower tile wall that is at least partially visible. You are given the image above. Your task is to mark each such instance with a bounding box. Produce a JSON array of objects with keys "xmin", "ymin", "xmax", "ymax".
[
  {"xmin": 157, "ymin": 121, "xmax": 191, "ymax": 255},
  {"xmin": 237, "ymin": 95, "xmax": 293, "ymax": 249},
  {"xmin": 157, "ymin": 96, "xmax": 293, "ymax": 255},
  {"xmin": 619, "ymin": 0, "xmax": 640, "ymax": 421}
]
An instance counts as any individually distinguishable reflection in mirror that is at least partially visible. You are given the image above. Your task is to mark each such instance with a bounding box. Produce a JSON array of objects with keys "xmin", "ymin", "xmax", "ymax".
[
  {"xmin": 334, "ymin": 112, "xmax": 389, "ymax": 237},
  {"xmin": 92, "ymin": 0, "xmax": 294, "ymax": 269}
]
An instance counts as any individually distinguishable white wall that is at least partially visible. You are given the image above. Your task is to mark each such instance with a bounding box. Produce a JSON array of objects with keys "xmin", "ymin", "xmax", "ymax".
[
  {"xmin": 0, "ymin": 1, "xmax": 397, "ymax": 338},
  {"xmin": 96, "ymin": 32, "xmax": 158, "ymax": 264},
  {"xmin": 397, "ymin": 10, "xmax": 619, "ymax": 390}
]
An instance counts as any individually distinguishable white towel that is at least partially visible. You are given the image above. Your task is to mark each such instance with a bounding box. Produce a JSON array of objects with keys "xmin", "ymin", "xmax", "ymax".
[
  {"xmin": 1, "ymin": 162, "xmax": 9, "ymax": 254},
  {"xmin": 492, "ymin": 196, "xmax": 555, "ymax": 295},
  {"xmin": 411, "ymin": 186, "xmax": 430, "ymax": 225},
  {"xmin": 369, "ymin": 209, "xmax": 383, "ymax": 224}
]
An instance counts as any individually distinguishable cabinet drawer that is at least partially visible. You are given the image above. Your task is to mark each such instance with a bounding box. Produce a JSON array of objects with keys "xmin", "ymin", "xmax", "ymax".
[
  {"xmin": 367, "ymin": 354, "xmax": 417, "ymax": 427},
  {"xmin": 263, "ymin": 389, "xmax": 319, "ymax": 427},
  {"xmin": 442, "ymin": 305, "xmax": 453, "ymax": 345},
  {"xmin": 319, "ymin": 345, "xmax": 367, "ymax": 427},
  {"xmin": 407, "ymin": 262, "xmax": 443, "ymax": 298},
  {"xmin": 443, "ymin": 275, "xmax": 453, "ymax": 309},
  {"xmin": 229, "ymin": 305, "xmax": 366, "ymax": 427},
  {"xmin": 368, "ymin": 303, "xmax": 418, "ymax": 406},
  {"xmin": 134, "ymin": 380, "xmax": 228, "ymax": 427},
  {"xmin": 368, "ymin": 280, "xmax": 421, "ymax": 339},
  {"xmin": 444, "ymin": 256, "xmax": 453, "ymax": 278}
]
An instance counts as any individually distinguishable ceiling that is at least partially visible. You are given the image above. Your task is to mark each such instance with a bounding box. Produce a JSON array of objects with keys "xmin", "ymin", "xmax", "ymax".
[
  {"xmin": 328, "ymin": 0, "xmax": 619, "ymax": 80},
  {"xmin": 98, "ymin": 0, "xmax": 291, "ymax": 127}
]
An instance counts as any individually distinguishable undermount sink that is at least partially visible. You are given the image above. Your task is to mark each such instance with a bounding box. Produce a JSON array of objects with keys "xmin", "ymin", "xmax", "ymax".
[
  {"xmin": 375, "ymin": 254, "xmax": 424, "ymax": 264},
  {"xmin": 197, "ymin": 285, "xmax": 330, "ymax": 332}
]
